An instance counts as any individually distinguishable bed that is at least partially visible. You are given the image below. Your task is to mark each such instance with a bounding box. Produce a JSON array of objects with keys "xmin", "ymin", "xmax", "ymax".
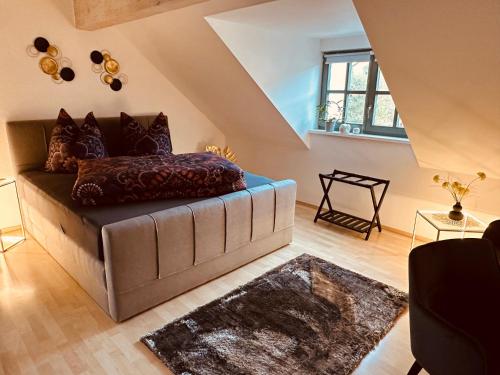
[{"xmin": 7, "ymin": 116, "xmax": 296, "ymax": 322}]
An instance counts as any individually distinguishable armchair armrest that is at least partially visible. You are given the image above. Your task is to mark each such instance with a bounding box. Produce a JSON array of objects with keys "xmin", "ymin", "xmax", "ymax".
[{"xmin": 483, "ymin": 220, "xmax": 500, "ymax": 251}]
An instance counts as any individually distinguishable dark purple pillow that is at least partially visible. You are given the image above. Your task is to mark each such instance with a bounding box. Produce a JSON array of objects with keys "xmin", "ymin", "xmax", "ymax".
[
  {"xmin": 121, "ymin": 112, "xmax": 173, "ymax": 156},
  {"xmin": 45, "ymin": 109, "xmax": 107, "ymax": 173}
]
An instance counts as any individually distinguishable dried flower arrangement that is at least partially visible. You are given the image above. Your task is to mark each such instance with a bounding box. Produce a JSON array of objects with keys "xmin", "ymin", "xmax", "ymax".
[
  {"xmin": 432, "ymin": 171, "xmax": 486, "ymax": 220},
  {"xmin": 205, "ymin": 145, "xmax": 237, "ymax": 162}
]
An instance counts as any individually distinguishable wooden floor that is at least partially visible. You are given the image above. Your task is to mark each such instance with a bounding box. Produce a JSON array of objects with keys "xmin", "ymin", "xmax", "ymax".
[{"xmin": 0, "ymin": 204, "xmax": 426, "ymax": 375}]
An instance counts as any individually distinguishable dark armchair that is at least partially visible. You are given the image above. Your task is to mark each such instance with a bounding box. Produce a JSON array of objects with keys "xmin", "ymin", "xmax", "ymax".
[{"xmin": 408, "ymin": 220, "xmax": 500, "ymax": 375}]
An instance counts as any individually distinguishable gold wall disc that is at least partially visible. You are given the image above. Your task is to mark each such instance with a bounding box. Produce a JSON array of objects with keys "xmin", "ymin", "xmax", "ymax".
[
  {"xmin": 39, "ymin": 56, "xmax": 59, "ymax": 75},
  {"xmin": 103, "ymin": 74, "xmax": 113, "ymax": 84},
  {"xmin": 104, "ymin": 59, "xmax": 120, "ymax": 74},
  {"xmin": 46, "ymin": 45, "xmax": 59, "ymax": 57}
]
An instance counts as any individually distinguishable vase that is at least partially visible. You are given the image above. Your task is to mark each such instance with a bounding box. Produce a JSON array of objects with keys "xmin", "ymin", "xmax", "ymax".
[
  {"xmin": 325, "ymin": 120, "xmax": 334, "ymax": 132},
  {"xmin": 448, "ymin": 202, "xmax": 464, "ymax": 221},
  {"xmin": 339, "ymin": 123, "xmax": 351, "ymax": 134}
]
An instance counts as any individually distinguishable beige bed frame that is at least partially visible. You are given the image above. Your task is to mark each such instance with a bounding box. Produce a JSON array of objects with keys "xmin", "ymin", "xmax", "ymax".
[{"xmin": 6, "ymin": 116, "xmax": 296, "ymax": 322}]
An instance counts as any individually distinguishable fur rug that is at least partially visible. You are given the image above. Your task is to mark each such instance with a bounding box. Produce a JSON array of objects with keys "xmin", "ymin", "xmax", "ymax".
[{"xmin": 141, "ymin": 254, "xmax": 408, "ymax": 375}]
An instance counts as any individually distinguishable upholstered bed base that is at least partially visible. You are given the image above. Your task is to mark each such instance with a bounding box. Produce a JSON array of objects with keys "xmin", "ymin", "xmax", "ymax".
[{"xmin": 19, "ymin": 177, "xmax": 295, "ymax": 321}]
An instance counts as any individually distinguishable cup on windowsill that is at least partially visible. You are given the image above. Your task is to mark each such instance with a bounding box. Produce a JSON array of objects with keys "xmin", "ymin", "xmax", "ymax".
[{"xmin": 338, "ymin": 123, "xmax": 351, "ymax": 134}]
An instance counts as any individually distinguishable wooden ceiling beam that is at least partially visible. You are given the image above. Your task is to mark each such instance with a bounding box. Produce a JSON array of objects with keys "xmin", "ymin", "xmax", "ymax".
[{"xmin": 73, "ymin": 0, "xmax": 209, "ymax": 30}]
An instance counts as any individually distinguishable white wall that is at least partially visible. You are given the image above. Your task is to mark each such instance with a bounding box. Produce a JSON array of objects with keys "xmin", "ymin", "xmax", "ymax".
[
  {"xmin": 0, "ymin": 0, "xmax": 225, "ymax": 228},
  {"xmin": 207, "ymin": 18, "xmax": 322, "ymax": 139},
  {"xmin": 232, "ymin": 133, "xmax": 500, "ymax": 233}
]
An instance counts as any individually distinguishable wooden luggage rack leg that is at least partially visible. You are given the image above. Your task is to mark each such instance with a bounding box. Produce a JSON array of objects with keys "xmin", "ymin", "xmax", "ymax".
[
  {"xmin": 314, "ymin": 176, "xmax": 334, "ymax": 223},
  {"xmin": 314, "ymin": 170, "xmax": 390, "ymax": 240}
]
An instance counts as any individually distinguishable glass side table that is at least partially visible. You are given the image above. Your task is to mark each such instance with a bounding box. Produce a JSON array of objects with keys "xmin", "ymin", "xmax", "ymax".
[
  {"xmin": 0, "ymin": 177, "xmax": 26, "ymax": 252},
  {"xmin": 411, "ymin": 210, "xmax": 487, "ymax": 249}
]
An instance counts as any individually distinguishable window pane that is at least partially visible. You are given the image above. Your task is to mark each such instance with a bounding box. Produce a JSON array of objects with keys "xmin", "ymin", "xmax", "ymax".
[
  {"xmin": 328, "ymin": 63, "xmax": 347, "ymax": 90},
  {"xmin": 326, "ymin": 93, "xmax": 344, "ymax": 120},
  {"xmin": 373, "ymin": 94, "xmax": 395, "ymax": 127},
  {"xmin": 376, "ymin": 68, "xmax": 389, "ymax": 91},
  {"xmin": 396, "ymin": 114, "xmax": 404, "ymax": 128},
  {"xmin": 348, "ymin": 61, "xmax": 369, "ymax": 91},
  {"xmin": 345, "ymin": 94, "xmax": 366, "ymax": 124}
]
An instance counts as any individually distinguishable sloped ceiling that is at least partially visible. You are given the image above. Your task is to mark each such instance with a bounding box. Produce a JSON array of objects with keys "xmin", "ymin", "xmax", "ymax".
[
  {"xmin": 115, "ymin": 0, "xmax": 308, "ymax": 148},
  {"xmin": 208, "ymin": 0, "xmax": 364, "ymax": 38},
  {"xmin": 353, "ymin": 0, "xmax": 500, "ymax": 178}
]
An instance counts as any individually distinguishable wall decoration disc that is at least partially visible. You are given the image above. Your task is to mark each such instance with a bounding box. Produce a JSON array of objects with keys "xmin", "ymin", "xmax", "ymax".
[
  {"xmin": 90, "ymin": 50, "xmax": 104, "ymax": 64},
  {"xmin": 27, "ymin": 37, "xmax": 75, "ymax": 84},
  {"xmin": 26, "ymin": 45, "xmax": 39, "ymax": 57},
  {"xmin": 104, "ymin": 59, "xmax": 120, "ymax": 75},
  {"xmin": 110, "ymin": 78, "xmax": 122, "ymax": 91},
  {"xmin": 33, "ymin": 37, "xmax": 49, "ymax": 52},
  {"xmin": 117, "ymin": 73, "xmax": 128, "ymax": 85},
  {"xmin": 92, "ymin": 64, "xmax": 103, "ymax": 73},
  {"xmin": 101, "ymin": 73, "xmax": 114, "ymax": 85},
  {"xmin": 60, "ymin": 67, "xmax": 75, "ymax": 81},
  {"xmin": 39, "ymin": 56, "xmax": 59, "ymax": 75},
  {"xmin": 60, "ymin": 57, "xmax": 72, "ymax": 68},
  {"xmin": 46, "ymin": 45, "xmax": 59, "ymax": 58}
]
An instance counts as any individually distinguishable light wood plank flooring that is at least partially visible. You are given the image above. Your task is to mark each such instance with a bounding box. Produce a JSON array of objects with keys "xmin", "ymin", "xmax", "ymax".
[{"xmin": 1, "ymin": 204, "xmax": 425, "ymax": 375}]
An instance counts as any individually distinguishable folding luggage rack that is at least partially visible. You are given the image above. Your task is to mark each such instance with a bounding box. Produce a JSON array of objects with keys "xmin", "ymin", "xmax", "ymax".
[{"xmin": 314, "ymin": 170, "xmax": 390, "ymax": 240}]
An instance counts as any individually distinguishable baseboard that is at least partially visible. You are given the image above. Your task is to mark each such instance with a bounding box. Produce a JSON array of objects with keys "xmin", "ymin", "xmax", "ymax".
[
  {"xmin": 0, "ymin": 225, "xmax": 22, "ymax": 234},
  {"xmin": 296, "ymin": 200, "xmax": 430, "ymax": 241},
  {"xmin": 296, "ymin": 200, "xmax": 317, "ymax": 210}
]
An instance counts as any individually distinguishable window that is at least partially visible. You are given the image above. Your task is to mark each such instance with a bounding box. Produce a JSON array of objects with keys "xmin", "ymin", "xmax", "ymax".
[{"xmin": 320, "ymin": 50, "xmax": 406, "ymax": 138}]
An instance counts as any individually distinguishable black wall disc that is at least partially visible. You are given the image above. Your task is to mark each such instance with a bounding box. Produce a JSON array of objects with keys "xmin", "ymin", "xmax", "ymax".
[
  {"xmin": 90, "ymin": 50, "xmax": 104, "ymax": 64},
  {"xmin": 110, "ymin": 78, "xmax": 122, "ymax": 91},
  {"xmin": 60, "ymin": 67, "xmax": 75, "ymax": 81},
  {"xmin": 34, "ymin": 37, "xmax": 49, "ymax": 52}
]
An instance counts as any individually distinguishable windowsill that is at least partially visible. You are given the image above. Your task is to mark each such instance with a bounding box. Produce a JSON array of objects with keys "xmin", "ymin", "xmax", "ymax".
[{"xmin": 309, "ymin": 129, "xmax": 410, "ymax": 144}]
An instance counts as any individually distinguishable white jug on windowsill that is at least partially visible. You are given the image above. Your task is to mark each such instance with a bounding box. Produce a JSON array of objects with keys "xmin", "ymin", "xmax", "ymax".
[{"xmin": 339, "ymin": 123, "xmax": 351, "ymax": 134}]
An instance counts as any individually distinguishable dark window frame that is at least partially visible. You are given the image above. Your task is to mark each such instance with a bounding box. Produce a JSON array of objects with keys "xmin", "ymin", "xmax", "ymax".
[{"xmin": 320, "ymin": 49, "xmax": 407, "ymax": 138}]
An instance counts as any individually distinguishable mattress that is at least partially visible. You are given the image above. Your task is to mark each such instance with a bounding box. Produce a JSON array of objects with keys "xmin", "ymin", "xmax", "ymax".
[{"xmin": 19, "ymin": 170, "xmax": 273, "ymax": 260}]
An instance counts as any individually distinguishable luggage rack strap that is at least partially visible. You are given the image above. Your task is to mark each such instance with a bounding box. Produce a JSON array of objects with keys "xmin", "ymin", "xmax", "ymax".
[{"xmin": 319, "ymin": 170, "xmax": 389, "ymax": 188}]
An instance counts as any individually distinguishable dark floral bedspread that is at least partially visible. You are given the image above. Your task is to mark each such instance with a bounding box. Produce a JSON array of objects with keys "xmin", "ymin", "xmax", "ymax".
[{"xmin": 72, "ymin": 153, "xmax": 247, "ymax": 206}]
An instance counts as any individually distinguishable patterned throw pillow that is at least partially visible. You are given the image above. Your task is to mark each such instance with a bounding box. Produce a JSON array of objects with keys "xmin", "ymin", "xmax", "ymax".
[
  {"xmin": 45, "ymin": 109, "xmax": 107, "ymax": 173},
  {"xmin": 121, "ymin": 112, "xmax": 173, "ymax": 156}
]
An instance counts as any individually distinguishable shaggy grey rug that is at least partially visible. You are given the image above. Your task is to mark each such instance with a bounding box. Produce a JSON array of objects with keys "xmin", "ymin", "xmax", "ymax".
[{"xmin": 141, "ymin": 254, "xmax": 408, "ymax": 375}]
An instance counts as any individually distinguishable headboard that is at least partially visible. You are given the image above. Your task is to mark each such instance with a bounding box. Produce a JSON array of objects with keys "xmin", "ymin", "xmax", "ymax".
[{"xmin": 6, "ymin": 115, "xmax": 158, "ymax": 174}]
